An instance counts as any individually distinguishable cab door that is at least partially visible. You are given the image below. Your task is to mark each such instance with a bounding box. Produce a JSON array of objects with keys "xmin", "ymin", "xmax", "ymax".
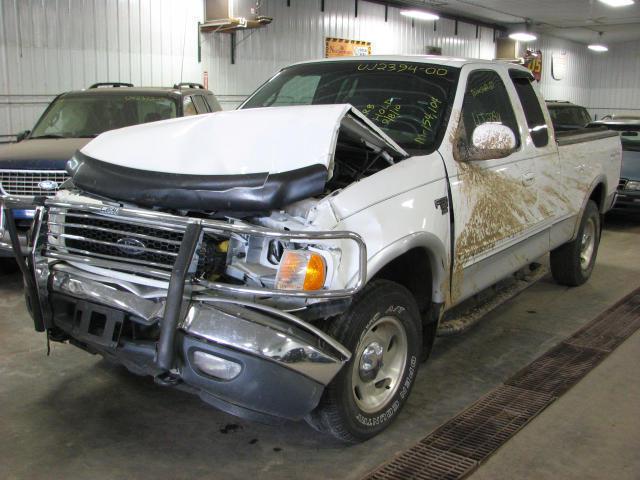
[{"xmin": 440, "ymin": 66, "xmax": 546, "ymax": 305}]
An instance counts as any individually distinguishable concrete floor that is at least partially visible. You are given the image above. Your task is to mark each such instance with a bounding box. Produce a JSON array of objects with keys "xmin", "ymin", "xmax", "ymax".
[
  {"xmin": 470, "ymin": 328, "xmax": 640, "ymax": 480},
  {"xmin": 0, "ymin": 212, "xmax": 639, "ymax": 480}
]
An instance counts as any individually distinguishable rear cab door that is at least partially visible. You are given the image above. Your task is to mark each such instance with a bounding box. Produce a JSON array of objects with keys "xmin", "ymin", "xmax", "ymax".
[
  {"xmin": 508, "ymin": 69, "xmax": 562, "ymax": 228},
  {"xmin": 439, "ymin": 63, "xmax": 548, "ymax": 305}
]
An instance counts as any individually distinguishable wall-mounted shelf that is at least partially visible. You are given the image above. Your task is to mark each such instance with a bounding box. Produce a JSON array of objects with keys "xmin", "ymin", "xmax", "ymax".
[{"xmin": 200, "ymin": 16, "xmax": 272, "ymax": 65}]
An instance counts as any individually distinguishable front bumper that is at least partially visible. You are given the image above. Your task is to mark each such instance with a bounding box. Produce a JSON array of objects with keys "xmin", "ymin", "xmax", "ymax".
[
  {"xmin": 1, "ymin": 195, "xmax": 361, "ymax": 422},
  {"xmin": 48, "ymin": 270, "xmax": 346, "ymax": 421},
  {"xmin": 612, "ymin": 189, "xmax": 640, "ymax": 211}
]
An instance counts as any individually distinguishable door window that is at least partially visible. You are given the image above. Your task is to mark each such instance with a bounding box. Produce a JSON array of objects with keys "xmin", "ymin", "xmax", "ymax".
[
  {"xmin": 510, "ymin": 72, "xmax": 549, "ymax": 147},
  {"xmin": 193, "ymin": 95, "xmax": 210, "ymax": 113},
  {"xmin": 458, "ymin": 70, "xmax": 520, "ymax": 158},
  {"xmin": 183, "ymin": 96, "xmax": 198, "ymax": 116}
]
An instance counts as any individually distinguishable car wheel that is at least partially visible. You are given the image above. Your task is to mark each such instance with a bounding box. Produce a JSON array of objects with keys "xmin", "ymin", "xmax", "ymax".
[
  {"xmin": 550, "ymin": 200, "xmax": 601, "ymax": 286},
  {"xmin": 306, "ymin": 280, "xmax": 422, "ymax": 443}
]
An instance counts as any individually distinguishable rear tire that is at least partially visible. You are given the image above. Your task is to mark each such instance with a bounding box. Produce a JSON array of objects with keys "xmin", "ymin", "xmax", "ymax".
[
  {"xmin": 306, "ymin": 280, "xmax": 422, "ymax": 443},
  {"xmin": 550, "ymin": 200, "xmax": 601, "ymax": 286}
]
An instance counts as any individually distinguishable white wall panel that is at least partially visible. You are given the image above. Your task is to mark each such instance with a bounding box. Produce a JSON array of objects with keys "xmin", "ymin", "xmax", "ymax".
[
  {"xmin": 524, "ymin": 35, "xmax": 592, "ymax": 110},
  {"xmin": 0, "ymin": 0, "xmax": 203, "ymax": 137},
  {"xmin": 588, "ymin": 40, "xmax": 640, "ymax": 119},
  {"xmin": 201, "ymin": 0, "xmax": 497, "ymax": 110},
  {"xmin": 6, "ymin": 0, "xmax": 633, "ymax": 138}
]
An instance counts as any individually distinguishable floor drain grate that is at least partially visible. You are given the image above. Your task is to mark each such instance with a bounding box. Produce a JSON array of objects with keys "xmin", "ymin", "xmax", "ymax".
[
  {"xmin": 367, "ymin": 446, "xmax": 476, "ymax": 480},
  {"xmin": 363, "ymin": 287, "xmax": 640, "ymax": 480},
  {"xmin": 565, "ymin": 293, "xmax": 640, "ymax": 352},
  {"xmin": 505, "ymin": 343, "xmax": 607, "ymax": 396},
  {"xmin": 419, "ymin": 386, "xmax": 553, "ymax": 461}
]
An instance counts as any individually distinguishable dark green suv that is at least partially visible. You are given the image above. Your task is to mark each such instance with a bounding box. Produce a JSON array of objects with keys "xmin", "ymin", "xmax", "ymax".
[{"xmin": 0, "ymin": 82, "xmax": 221, "ymax": 256}]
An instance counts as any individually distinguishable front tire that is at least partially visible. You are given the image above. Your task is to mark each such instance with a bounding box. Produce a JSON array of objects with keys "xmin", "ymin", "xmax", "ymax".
[
  {"xmin": 306, "ymin": 280, "xmax": 422, "ymax": 443},
  {"xmin": 550, "ymin": 200, "xmax": 601, "ymax": 286}
]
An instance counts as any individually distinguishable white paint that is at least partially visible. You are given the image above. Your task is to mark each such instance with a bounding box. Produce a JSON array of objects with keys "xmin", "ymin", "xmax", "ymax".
[
  {"xmin": 80, "ymin": 104, "xmax": 404, "ymax": 175},
  {"xmin": 67, "ymin": 57, "xmax": 621, "ymax": 310}
]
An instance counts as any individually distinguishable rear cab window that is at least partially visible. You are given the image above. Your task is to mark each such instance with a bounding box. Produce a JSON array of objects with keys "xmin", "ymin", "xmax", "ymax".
[{"xmin": 510, "ymin": 70, "xmax": 549, "ymax": 148}]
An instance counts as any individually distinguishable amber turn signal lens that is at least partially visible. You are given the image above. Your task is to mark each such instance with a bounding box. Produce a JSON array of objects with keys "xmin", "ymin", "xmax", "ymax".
[{"xmin": 275, "ymin": 250, "xmax": 326, "ymax": 291}]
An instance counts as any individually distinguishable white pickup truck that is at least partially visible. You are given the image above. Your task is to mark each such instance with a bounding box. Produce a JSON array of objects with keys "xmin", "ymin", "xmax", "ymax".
[{"xmin": 2, "ymin": 56, "xmax": 621, "ymax": 442}]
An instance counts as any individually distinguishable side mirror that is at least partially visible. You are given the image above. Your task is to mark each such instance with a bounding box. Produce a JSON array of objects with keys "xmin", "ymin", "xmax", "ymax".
[
  {"xmin": 467, "ymin": 123, "xmax": 517, "ymax": 161},
  {"xmin": 16, "ymin": 130, "xmax": 30, "ymax": 142}
]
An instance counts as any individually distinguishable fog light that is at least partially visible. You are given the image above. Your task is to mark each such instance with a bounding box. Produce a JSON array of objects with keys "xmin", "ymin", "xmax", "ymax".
[{"xmin": 193, "ymin": 351, "xmax": 242, "ymax": 380}]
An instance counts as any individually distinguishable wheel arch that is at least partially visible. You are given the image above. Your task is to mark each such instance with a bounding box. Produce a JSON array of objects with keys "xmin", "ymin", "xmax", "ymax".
[
  {"xmin": 571, "ymin": 175, "xmax": 608, "ymax": 240},
  {"xmin": 366, "ymin": 232, "xmax": 448, "ymax": 313}
]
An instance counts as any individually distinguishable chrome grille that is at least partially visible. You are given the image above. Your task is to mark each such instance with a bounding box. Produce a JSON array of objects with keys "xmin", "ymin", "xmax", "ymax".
[
  {"xmin": 618, "ymin": 178, "xmax": 628, "ymax": 191},
  {"xmin": 44, "ymin": 207, "xmax": 228, "ymax": 279},
  {"xmin": 0, "ymin": 170, "xmax": 68, "ymax": 197}
]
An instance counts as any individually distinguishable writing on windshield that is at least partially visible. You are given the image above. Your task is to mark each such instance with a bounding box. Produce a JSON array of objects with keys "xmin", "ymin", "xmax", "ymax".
[{"xmin": 242, "ymin": 61, "xmax": 460, "ymax": 153}]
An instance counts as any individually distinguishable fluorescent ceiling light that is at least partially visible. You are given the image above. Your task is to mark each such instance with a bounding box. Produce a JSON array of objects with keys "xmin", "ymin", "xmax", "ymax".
[
  {"xmin": 400, "ymin": 10, "xmax": 440, "ymax": 21},
  {"xmin": 598, "ymin": 0, "xmax": 634, "ymax": 6},
  {"xmin": 588, "ymin": 44, "xmax": 609, "ymax": 52},
  {"xmin": 509, "ymin": 32, "xmax": 537, "ymax": 42}
]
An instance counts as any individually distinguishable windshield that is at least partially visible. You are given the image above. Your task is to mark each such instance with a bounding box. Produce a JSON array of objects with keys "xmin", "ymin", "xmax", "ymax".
[
  {"xmin": 31, "ymin": 94, "xmax": 178, "ymax": 139},
  {"xmin": 241, "ymin": 61, "xmax": 460, "ymax": 153}
]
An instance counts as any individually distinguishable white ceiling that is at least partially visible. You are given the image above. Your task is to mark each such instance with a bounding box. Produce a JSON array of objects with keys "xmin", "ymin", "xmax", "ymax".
[{"xmin": 405, "ymin": 0, "xmax": 640, "ymax": 44}]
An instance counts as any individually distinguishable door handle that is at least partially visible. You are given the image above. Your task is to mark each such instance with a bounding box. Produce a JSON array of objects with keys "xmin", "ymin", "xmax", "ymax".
[{"xmin": 521, "ymin": 172, "xmax": 536, "ymax": 187}]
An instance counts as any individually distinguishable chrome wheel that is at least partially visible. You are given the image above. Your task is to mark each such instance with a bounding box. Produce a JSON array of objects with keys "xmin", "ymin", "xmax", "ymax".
[
  {"xmin": 351, "ymin": 316, "xmax": 408, "ymax": 413},
  {"xmin": 580, "ymin": 217, "xmax": 597, "ymax": 271}
]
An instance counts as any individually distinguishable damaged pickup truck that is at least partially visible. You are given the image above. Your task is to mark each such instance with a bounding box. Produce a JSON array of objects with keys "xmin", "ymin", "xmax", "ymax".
[{"xmin": 2, "ymin": 56, "xmax": 621, "ymax": 442}]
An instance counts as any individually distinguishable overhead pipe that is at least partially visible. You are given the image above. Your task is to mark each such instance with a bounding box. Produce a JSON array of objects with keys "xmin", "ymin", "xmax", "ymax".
[{"xmin": 365, "ymin": 0, "xmax": 507, "ymax": 32}]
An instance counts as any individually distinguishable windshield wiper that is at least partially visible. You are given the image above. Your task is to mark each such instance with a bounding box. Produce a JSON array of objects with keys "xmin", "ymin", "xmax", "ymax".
[
  {"xmin": 77, "ymin": 134, "xmax": 99, "ymax": 138},
  {"xmin": 30, "ymin": 134, "xmax": 67, "ymax": 139}
]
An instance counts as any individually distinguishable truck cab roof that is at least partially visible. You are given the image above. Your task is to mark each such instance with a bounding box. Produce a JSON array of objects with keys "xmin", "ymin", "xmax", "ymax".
[{"xmin": 290, "ymin": 54, "xmax": 532, "ymax": 74}]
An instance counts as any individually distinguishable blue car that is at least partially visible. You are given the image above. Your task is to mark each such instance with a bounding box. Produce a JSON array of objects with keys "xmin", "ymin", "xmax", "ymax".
[{"xmin": 589, "ymin": 117, "xmax": 640, "ymax": 213}]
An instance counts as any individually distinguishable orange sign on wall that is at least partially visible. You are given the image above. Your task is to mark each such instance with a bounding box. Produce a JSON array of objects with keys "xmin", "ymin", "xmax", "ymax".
[
  {"xmin": 524, "ymin": 49, "xmax": 543, "ymax": 82},
  {"xmin": 325, "ymin": 37, "xmax": 372, "ymax": 58}
]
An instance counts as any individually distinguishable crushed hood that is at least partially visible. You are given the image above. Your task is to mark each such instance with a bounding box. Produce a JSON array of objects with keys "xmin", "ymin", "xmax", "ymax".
[
  {"xmin": 79, "ymin": 104, "xmax": 406, "ymax": 175},
  {"xmin": 69, "ymin": 104, "xmax": 407, "ymax": 212}
]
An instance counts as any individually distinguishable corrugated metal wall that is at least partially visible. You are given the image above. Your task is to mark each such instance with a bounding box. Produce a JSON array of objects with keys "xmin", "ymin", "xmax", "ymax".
[
  {"xmin": 201, "ymin": 0, "xmax": 497, "ymax": 109},
  {"xmin": 588, "ymin": 40, "xmax": 640, "ymax": 118},
  {"xmin": 524, "ymin": 36, "xmax": 592, "ymax": 109},
  {"xmin": 0, "ymin": 0, "xmax": 202, "ymax": 138},
  {"xmin": 2, "ymin": 0, "xmax": 635, "ymax": 136}
]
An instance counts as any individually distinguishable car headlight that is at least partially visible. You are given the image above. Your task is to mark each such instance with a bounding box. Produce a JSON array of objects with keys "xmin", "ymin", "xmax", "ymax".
[
  {"xmin": 275, "ymin": 249, "xmax": 327, "ymax": 291},
  {"xmin": 625, "ymin": 180, "xmax": 640, "ymax": 191}
]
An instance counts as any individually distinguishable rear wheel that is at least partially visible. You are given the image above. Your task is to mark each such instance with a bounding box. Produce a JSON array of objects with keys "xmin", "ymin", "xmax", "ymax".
[
  {"xmin": 550, "ymin": 200, "xmax": 601, "ymax": 286},
  {"xmin": 306, "ymin": 280, "xmax": 422, "ymax": 443}
]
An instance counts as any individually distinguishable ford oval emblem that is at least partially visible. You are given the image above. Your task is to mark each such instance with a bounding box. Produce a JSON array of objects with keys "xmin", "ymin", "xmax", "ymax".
[
  {"xmin": 116, "ymin": 237, "xmax": 146, "ymax": 256},
  {"xmin": 38, "ymin": 180, "xmax": 58, "ymax": 191}
]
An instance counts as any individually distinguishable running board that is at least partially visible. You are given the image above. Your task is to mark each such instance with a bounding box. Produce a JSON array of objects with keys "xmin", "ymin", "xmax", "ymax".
[{"xmin": 438, "ymin": 263, "xmax": 548, "ymax": 337}]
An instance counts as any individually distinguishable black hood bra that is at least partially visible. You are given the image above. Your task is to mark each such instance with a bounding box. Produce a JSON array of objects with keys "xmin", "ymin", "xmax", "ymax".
[{"xmin": 68, "ymin": 151, "xmax": 328, "ymax": 213}]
